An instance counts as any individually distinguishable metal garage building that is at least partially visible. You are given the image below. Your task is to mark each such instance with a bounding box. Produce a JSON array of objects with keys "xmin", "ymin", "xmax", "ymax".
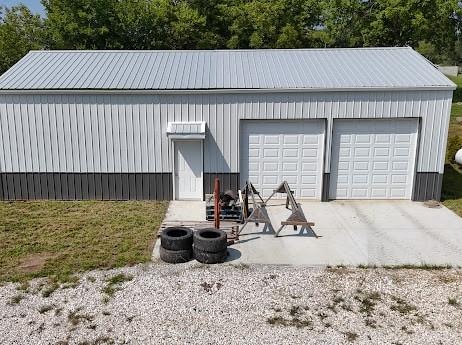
[{"xmin": 0, "ymin": 48, "xmax": 455, "ymax": 201}]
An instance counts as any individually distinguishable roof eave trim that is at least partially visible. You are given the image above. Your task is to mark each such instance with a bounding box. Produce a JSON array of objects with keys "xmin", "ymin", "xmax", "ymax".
[{"xmin": 0, "ymin": 86, "xmax": 456, "ymax": 95}]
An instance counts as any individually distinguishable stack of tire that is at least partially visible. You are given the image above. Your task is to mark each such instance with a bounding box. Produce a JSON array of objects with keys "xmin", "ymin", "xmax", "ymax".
[
  {"xmin": 160, "ymin": 227, "xmax": 194, "ymax": 264},
  {"xmin": 193, "ymin": 228, "xmax": 228, "ymax": 264},
  {"xmin": 160, "ymin": 227, "xmax": 228, "ymax": 264}
]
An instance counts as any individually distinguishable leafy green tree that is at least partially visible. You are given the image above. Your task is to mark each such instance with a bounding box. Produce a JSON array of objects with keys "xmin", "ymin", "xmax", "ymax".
[
  {"xmin": 362, "ymin": 0, "xmax": 458, "ymax": 47},
  {"xmin": 186, "ymin": 0, "xmax": 234, "ymax": 48},
  {"xmin": 115, "ymin": 0, "xmax": 174, "ymax": 49},
  {"xmin": 2, "ymin": 0, "xmax": 462, "ymax": 73},
  {"xmin": 223, "ymin": 0, "xmax": 321, "ymax": 48},
  {"xmin": 42, "ymin": 0, "xmax": 120, "ymax": 49},
  {"xmin": 0, "ymin": 5, "xmax": 45, "ymax": 74},
  {"xmin": 43, "ymin": 0, "xmax": 209, "ymax": 50},
  {"xmin": 171, "ymin": 2, "xmax": 207, "ymax": 49},
  {"xmin": 320, "ymin": 0, "xmax": 369, "ymax": 47}
]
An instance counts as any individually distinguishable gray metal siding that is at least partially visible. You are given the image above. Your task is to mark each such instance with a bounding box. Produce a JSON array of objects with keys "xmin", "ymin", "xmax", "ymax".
[
  {"xmin": 0, "ymin": 173, "xmax": 172, "ymax": 200},
  {"xmin": 203, "ymin": 173, "xmax": 240, "ymax": 196},
  {"xmin": 0, "ymin": 48, "xmax": 455, "ymax": 90},
  {"xmin": 0, "ymin": 90, "xmax": 452, "ymax": 179},
  {"xmin": 412, "ymin": 173, "xmax": 444, "ymax": 201}
]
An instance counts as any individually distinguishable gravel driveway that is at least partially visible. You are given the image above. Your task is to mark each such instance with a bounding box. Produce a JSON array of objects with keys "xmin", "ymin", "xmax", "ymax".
[{"xmin": 1, "ymin": 262, "xmax": 461, "ymax": 345}]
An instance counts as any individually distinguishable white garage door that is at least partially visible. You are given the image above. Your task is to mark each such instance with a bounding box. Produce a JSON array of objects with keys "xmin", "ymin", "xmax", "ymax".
[
  {"xmin": 329, "ymin": 119, "xmax": 418, "ymax": 199},
  {"xmin": 240, "ymin": 120, "xmax": 325, "ymax": 199}
]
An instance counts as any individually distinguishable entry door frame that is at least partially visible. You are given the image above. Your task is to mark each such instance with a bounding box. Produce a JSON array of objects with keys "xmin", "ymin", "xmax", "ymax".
[{"xmin": 172, "ymin": 139, "xmax": 204, "ymax": 201}]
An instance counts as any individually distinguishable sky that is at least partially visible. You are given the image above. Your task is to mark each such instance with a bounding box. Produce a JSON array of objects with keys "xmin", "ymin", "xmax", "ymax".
[{"xmin": 1, "ymin": 0, "xmax": 45, "ymax": 15}]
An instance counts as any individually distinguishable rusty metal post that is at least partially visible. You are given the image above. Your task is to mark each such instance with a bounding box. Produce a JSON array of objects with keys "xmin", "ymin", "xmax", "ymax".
[{"xmin": 214, "ymin": 177, "xmax": 220, "ymax": 229}]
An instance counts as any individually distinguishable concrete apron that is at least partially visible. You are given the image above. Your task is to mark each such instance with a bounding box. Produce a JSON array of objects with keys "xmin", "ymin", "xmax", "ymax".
[{"xmin": 153, "ymin": 200, "xmax": 462, "ymax": 267}]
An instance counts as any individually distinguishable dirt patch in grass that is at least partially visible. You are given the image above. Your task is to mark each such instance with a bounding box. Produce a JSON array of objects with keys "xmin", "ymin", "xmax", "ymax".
[
  {"xmin": 0, "ymin": 201, "xmax": 168, "ymax": 283},
  {"xmin": 18, "ymin": 252, "xmax": 56, "ymax": 273}
]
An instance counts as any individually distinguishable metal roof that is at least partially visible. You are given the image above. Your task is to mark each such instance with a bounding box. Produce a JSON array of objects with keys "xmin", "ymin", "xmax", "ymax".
[{"xmin": 0, "ymin": 48, "xmax": 456, "ymax": 91}]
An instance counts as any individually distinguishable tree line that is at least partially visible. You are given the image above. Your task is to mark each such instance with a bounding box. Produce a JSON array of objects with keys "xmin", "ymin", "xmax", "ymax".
[{"xmin": 1, "ymin": 0, "xmax": 462, "ymax": 74}]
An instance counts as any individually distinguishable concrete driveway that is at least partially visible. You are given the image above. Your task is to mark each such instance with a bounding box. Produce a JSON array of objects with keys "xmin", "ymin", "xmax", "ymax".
[{"xmin": 155, "ymin": 200, "xmax": 462, "ymax": 266}]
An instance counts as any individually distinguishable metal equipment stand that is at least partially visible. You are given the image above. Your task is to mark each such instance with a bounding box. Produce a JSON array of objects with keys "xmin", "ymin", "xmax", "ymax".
[
  {"xmin": 238, "ymin": 181, "xmax": 272, "ymax": 235},
  {"xmin": 265, "ymin": 181, "xmax": 315, "ymax": 237}
]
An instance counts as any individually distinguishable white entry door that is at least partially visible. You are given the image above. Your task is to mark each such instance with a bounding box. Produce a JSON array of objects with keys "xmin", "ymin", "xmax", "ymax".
[
  {"xmin": 174, "ymin": 141, "xmax": 203, "ymax": 200},
  {"xmin": 240, "ymin": 120, "xmax": 325, "ymax": 199},
  {"xmin": 329, "ymin": 119, "xmax": 418, "ymax": 199}
]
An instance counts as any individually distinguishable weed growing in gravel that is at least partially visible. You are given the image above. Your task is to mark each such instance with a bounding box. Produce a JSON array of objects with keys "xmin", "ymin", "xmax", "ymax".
[
  {"xmin": 328, "ymin": 295, "xmax": 348, "ymax": 313},
  {"xmin": 326, "ymin": 303, "xmax": 337, "ymax": 313},
  {"xmin": 61, "ymin": 276, "xmax": 80, "ymax": 289},
  {"xmin": 355, "ymin": 291, "xmax": 381, "ymax": 316},
  {"xmin": 266, "ymin": 315, "xmax": 312, "ymax": 329},
  {"xmin": 16, "ymin": 281, "xmax": 30, "ymax": 292},
  {"xmin": 54, "ymin": 307, "xmax": 63, "ymax": 316},
  {"xmin": 42, "ymin": 281, "xmax": 60, "ymax": 298},
  {"xmin": 78, "ymin": 338, "xmax": 115, "ymax": 345},
  {"xmin": 291, "ymin": 318, "xmax": 312, "ymax": 328},
  {"xmin": 38, "ymin": 304, "xmax": 55, "ymax": 314},
  {"xmin": 365, "ymin": 318, "xmax": 377, "ymax": 328},
  {"xmin": 438, "ymin": 274, "xmax": 459, "ymax": 284},
  {"xmin": 7, "ymin": 294, "xmax": 24, "ymax": 305},
  {"xmin": 267, "ymin": 316, "xmax": 287, "ymax": 326},
  {"xmin": 232, "ymin": 263, "xmax": 249, "ymax": 270},
  {"xmin": 401, "ymin": 325, "xmax": 414, "ymax": 334},
  {"xmin": 448, "ymin": 297, "xmax": 459, "ymax": 306},
  {"xmin": 67, "ymin": 308, "xmax": 94, "ymax": 326},
  {"xmin": 289, "ymin": 305, "xmax": 301, "ymax": 317},
  {"xmin": 87, "ymin": 276, "xmax": 96, "ymax": 283},
  {"xmin": 383, "ymin": 264, "xmax": 453, "ymax": 270},
  {"xmin": 342, "ymin": 303, "xmax": 353, "ymax": 312},
  {"xmin": 390, "ymin": 296, "xmax": 417, "ymax": 315},
  {"xmin": 107, "ymin": 273, "xmax": 133, "ymax": 286},
  {"xmin": 54, "ymin": 340, "xmax": 69, "ymax": 345},
  {"xmin": 102, "ymin": 273, "xmax": 133, "ymax": 299},
  {"xmin": 318, "ymin": 311, "xmax": 328, "ymax": 321},
  {"xmin": 326, "ymin": 266, "xmax": 349, "ymax": 274},
  {"xmin": 267, "ymin": 305, "xmax": 313, "ymax": 329},
  {"xmin": 333, "ymin": 296, "xmax": 345, "ymax": 304},
  {"xmin": 201, "ymin": 282, "xmax": 213, "ymax": 292},
  {"xmin": 93, "ymin": 336, "xmax": 115, "ymax": 344},
  {"xmin": 200, "ymin": 281, "xmax": 223, "ymax": 293},
  {"xmin": 344, "ymin": 331, "xmax": 358, "ymax": 342}
]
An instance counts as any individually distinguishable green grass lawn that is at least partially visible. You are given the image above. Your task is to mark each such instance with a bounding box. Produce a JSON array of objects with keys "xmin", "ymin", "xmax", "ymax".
[
  {"xmin": 450, "ymin": 104, "xmax": 462, "ymax": 138},
  {"xmin": 442, "ymin": 164, "xmax": 462, "ymax": 216},
  {"xmin": 445, "ymin": 78, "xmax": 462, "ymax": 216},
  {"xmin": 449, "ymin": 76, "xmax": 462, "ymax": 103},
  {"xmin": 0, "ymin": 201, "xmax": 168, "ymax": 283}
]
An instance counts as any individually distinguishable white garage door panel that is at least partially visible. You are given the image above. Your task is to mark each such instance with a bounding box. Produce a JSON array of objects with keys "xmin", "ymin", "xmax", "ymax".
[
  {"xmin": 330, "ymin": 119, "xmax": 418, "ymax": 200},
  {"xmin": 241, "ymin": 120, "xmax": 325, "ymax": 199}
]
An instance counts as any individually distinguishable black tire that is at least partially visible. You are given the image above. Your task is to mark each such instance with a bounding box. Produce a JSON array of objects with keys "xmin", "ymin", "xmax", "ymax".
[
  {"xmin": 161, "ymin": 227, "xmax": 193, "ymax": 251},
  {"xmin": 159, "ymin": 246, "xmax": 192, "ymax": 264},
  {"xmin": 193, "ymin": 247, "xmax": 227, "ymax": 264},
  {"xmin": 193, "ymin": 228, "xmax": 227, "ymax": 252}
]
